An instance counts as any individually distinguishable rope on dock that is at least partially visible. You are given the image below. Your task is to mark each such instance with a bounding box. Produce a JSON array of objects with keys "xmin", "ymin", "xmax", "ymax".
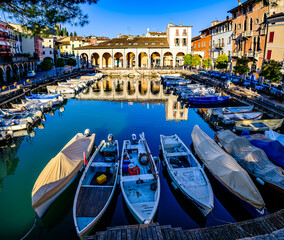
[{"xmin": 20, "ymin": 213, "xmax": 37, "ymax": 240}]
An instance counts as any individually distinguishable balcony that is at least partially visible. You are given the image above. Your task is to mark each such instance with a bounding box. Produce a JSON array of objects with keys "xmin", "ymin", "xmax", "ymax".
[
  {"xmin": 260, "ymin": 29, "xmax": 265, "ymax": 35},
  {"xmin": 243, "ymin": 30, "xmax": 253, "ymax": 38},
  {"xmin": 233, "ymin": 33, "xmax": 239, "ymax": 40},
  {"xmin": 232, "ymin": 51, "xmax": 242, "ymax": 58},
  {"xmin": 246, "ymin": 51, "xmax": 259, "ymax": 58},
  {"xmin": 214, "ymin": 43, "xmax": 224, "ymax": 49}
]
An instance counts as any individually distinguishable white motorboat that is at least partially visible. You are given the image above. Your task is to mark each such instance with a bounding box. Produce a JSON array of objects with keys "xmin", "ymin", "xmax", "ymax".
[
  {"xmin": 160, "ymin": 134, "xmax": 214, "ymax": 216},
  {"xmin": 120, "ymin": 133, "xmax": 160, "ymax": 224}
]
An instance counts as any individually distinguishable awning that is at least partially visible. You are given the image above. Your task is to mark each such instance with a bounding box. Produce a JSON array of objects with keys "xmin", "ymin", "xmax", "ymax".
[{"xmin": 0, "ymin": 41, "xmax": 6, "ymax": 46}]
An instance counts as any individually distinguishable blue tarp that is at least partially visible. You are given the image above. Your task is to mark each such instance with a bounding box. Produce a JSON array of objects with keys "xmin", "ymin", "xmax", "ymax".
[{"xmin": 244, "ymin": 134, "xmax": 284, "ymax": 168}]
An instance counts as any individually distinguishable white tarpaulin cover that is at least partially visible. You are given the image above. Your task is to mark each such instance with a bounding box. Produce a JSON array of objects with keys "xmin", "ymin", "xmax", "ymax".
[
  {"xmin": 191, "ymin": 125, "xmax": 264, "ymax": 209},
  {"xmin": 32, "ymin": 133, "xmax": 95, "ymax": 208},
  {"xmin": 216, "ymin": 130, "xmax": 284, "ymax": 192}
]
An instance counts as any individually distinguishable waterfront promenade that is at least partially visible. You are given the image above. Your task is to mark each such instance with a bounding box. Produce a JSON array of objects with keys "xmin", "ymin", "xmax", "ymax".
[{"xmin": 86, "ymin": 209, "xmax": 284, "ymax": 240}]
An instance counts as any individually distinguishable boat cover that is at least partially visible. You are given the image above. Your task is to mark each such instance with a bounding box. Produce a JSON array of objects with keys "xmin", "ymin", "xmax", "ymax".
[
  {"xmin": 191, "ymin": 125, "xmax": 264, "ymax": 209},
  {"xmin": 216, "ymin": 130, "xmax": 284, "ymax": 192},
  {"xmin": 244, "ymin": 134, "xmax": 284, "ymax": 168},
  {"xmin": 265, "ymin": 130, "xmax": 284, "ymax": 147},
  {"xmin": 32, "ymin": 133, "xmax": 95, "ymax": 208}
]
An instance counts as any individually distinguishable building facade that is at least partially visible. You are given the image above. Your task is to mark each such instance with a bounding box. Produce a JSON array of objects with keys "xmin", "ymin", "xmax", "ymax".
[
  {"xmin": 57, "ymin": 36, "xmax": 91, "ymax": 57},
  {"xmin": 75, "ymin": 23, "xmax": 192, "ymax": 69},
  {"xmin": 42, "ymin": 37, "xmax": 56, "ymax": 63},
  {"xmin": 210, "ymin": 18, "xmax": 233, "ymax": 61},
  {"xmin": 229, "ymin": 0, "xmax": 269, "ymax": 71}
]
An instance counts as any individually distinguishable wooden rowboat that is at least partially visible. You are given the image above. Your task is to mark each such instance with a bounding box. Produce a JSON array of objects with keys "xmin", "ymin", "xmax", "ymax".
[
  {"xmin": 73, "ymin": 134, "xmax": 119, "ymax": 239},
  {"xmin": 221, "ymin": 111, "xmax": 263, "ymax": 125},
  {"xmin": 160, "ymin": 134, "xmax": 214, "ymax": 216},
  {"xmin": 235, "ymin": 119, "xmax": 283, "ymax": 132}
]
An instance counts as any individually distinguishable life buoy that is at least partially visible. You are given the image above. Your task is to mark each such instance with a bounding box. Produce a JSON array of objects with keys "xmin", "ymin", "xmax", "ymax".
[
  {"xmin": 21, "ymin": 106, "xmax": 27, "ymax": 112},
  {"xmin": 139, "ymin": 153, "xmax": 149, "ymax": 165}
]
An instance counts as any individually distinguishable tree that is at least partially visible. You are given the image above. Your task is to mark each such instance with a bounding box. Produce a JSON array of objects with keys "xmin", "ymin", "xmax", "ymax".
[
  {"xmin": 191, "ymin": 55, "xmax": 201, "ymax": 68},
  {"xmin": 184, "ymin": 54, "xmax": 193, "ymax": 66},
  {"xmin": 70, "ymin": 32, "xmax": 73, "ymax": 37},
  {"xmin": 202, "ymin": 58, "xmax": 212, "ymax": 69},
  {"xmin": 67, "ymin": 58, "xmax": 77, "ymax": 71},
  {"xmin": 260, "ymin": 60, "xmax": 282, "ymax": 82},
  {"xmin": 40, "ymin": 58, "xmax": 52, "ymax": 75},
  {"xmin": 74, "ymin": 31, "xmax": 77, "ymax": 37},
  {"xmin": 216, "ymin": 54, "xmax": 229, "ymax": 71},
  {"xmin": 62, "ymin": 27, "xmax": 67, "ymax": 37},
  {"xmin": 56, "ymin": 27, "xmax": 60, "ymax": 36},
  {"xmin": 56, "ymin": 58, "xmax": 65, "ymax": 74},
  {"xmin": 233, "ymin": 58, "xmax": 250, "ymax": 75},
  {"xmin": 0, "ymin": 0, "xmax": 98, "ymax": 35}
]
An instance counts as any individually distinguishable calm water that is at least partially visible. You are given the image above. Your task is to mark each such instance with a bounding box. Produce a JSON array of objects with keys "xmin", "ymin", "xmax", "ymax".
[{"xmin": 0, "ymin": 78, "xmax": 282, "ymax": 239}]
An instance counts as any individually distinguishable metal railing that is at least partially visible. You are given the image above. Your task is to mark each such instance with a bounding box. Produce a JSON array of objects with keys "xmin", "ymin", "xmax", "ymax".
[{"xmin": 243, "ymin": 30, "xmax": 253, "ymax": 38}]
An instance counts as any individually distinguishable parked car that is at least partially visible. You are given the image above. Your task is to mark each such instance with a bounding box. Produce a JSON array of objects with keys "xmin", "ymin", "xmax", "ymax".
[{"xmin": 27, "ymin": 71, "xmax": 36, "ymax": 77}]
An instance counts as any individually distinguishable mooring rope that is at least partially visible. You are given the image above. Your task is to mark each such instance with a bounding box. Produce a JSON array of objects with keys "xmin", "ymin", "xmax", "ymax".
[{"xmin": 20, "ymin": 213, "xmax": 37, "ymax": 240}]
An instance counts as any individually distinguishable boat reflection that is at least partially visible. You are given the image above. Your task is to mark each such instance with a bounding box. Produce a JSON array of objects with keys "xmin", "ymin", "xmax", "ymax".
[{"xmin": 77, "ymin": 78, "xmax": 188, "ymax": 122}]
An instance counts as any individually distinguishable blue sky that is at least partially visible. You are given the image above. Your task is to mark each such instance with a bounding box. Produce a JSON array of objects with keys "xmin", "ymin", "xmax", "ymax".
[{"xmin": 63, "ymin": 0, "xmax": 238, "ymax": 38}]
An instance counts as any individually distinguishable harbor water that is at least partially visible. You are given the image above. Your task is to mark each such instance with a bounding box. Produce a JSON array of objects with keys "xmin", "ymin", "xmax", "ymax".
[{"xmin": 0, "ymin": 78, "xmax": 282, "ymax": 239}]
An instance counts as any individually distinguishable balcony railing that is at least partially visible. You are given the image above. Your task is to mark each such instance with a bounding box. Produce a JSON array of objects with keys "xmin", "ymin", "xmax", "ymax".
[
  {"xmin": 214, "ymin": 43, "xmax": 224, "ymax": 49},
  {"xmin": 246, "ymin": 51, "xmax": 259, "ymax": 58},
  {"xmin": 233, "ymin": 33, "xmax": 239, "ymax": 40},
  {"xmin": 243, "ymin": 30, "xmax": 253, "ymax": 38},
  {"xmin": 260, "ymin": 29, "xmax": 265, "ymax": 35},
  {"xmin": 232, "ymin": 51, "xmax": 242, "ymax": 58}
]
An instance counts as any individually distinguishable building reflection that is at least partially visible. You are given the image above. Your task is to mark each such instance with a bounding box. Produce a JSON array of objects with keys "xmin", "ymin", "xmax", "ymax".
[
  {"xmin": 77, "ymin": 77, "xmax": 188, "ymax": 122},
  {"xmin": 0, "ymin": 137, "xmax": 23, "ymax": 190}
]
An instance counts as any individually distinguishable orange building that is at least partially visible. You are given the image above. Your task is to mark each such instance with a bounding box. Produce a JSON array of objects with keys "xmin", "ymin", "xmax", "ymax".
[
  {"xmin": 191, "ymin": 28, "xmax": 212, "ymax": 60},
  {"xmin": 229, "ymin": 0, "xmax": 269, "ymax": 71}
]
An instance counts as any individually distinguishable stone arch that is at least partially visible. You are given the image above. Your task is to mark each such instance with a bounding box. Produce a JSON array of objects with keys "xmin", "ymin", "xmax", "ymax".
[
  {"xmin": 176, "ymin": 52, "xmax": 185, "ymax": 66},
  {"xmin": 6, "ymin": 65, "xmax": 13, "ymax": 83},
  {"xmin": 114, "ymin": 52, "xmax": 123, "ymax": 68},
  {"xmin": 0, "ymin": 67, "xmax": 5, "ymax": 84},
  {"xmin": 80, "ymin": 53, "xmax": 89, "ymax": 68},
  {"xmin": 163, "ymin": 52, "xmax": 173, "ymax": 67},
  {"xmin": 151, "ymin": 52, "xmax": 161, "ymax": 68},
  {"xmin": 138, "ymin": 80, "xmax": 148, "ymax": 96},
  {"xmin": 127, "ymin": 81, "xmax": 135, "ymax": 95},
  {"xmin": 91, "ymin": 53, "xmax": 100, "ymax": 67},
  {"xmin": 92, "ymin": 81, "xmax": 101, "ymax": 93},
  {"xmin": 126, "ymin": 52, "xmax": 135, "ymax": 68},
  {"xmin": 102, "ymin": 52, "xmax": 112, "ymax": 68},
  {"xmin": 12, "ymin": 64, "xmax": 19, "ymax": 79},
  {"xmin": 138, "ymin": 52, "xmax": 148, "ymax": 68},
  {"xmin": 151, "ymin": 81, "xmax": 160, "ymax": 95}
]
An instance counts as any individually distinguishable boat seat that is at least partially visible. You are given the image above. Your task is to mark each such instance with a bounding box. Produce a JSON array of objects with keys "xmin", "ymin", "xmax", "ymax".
[
  {"xmin": 166, "ymin": 152, "xmax": 188, "ymax": 157},
  {"xmin": 91, "ymin": 162, "xmax": 113, "ymax": 168},
  {"xmin": 122, "ymin": 174, "xmax": 154, "ymax": 182}
]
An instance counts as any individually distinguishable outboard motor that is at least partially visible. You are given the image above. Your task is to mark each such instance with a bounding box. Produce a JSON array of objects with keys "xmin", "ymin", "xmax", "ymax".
[
  {"xmin": 131, "ymin": 134, "xmax": 137, "ymax": 144},
  {"xmin": 84, "ymin": 129, "xmax": 90, "ymax": 136},
  {"xmin": 107, "ymin": 134, "xmax": 113, "ymax": 144}
]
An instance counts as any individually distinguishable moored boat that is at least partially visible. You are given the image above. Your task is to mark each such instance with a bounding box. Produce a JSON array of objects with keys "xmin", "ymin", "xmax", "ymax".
[
  {"xmin": 209, "ymin": 105, "xmax": 254, "ymax": 117},
  {"xmin": 244, "ymin": 134, "xmax": 284, "ymax": 168},
  {"xmin": 26, "ymin": 93, "xmax": 64, "ymax": 106},
  {"xmin": 47, "ymin": 85, "xmax": 76, "ymax": 94},
  {"xmin": 235, "ymin": 119, "xmax": 283, "ymax": 132},
  {"xmin": 265, "ymin": 130, "xmax": 284, "ymax": 146},
  {"xmin": 73, "ymin": 134, "xmax": 119, "ymax": 239},
  {"xmin": 120, "ymin": 133, "xmax": 160, "ymax": 224},
  {"xmin": 160, "ymin": 134, "xmax": 214, "ymax": 216},
  {"xmin": 32, "ymin": 130, "xmax": 95, "ymax": 217},
  {"xmin": 186, "ymin": 96, "xmax": 230, "ymax": 105},
  {"xmin": 221, "ymin": 111, "xmax": 263, "ymax": 125},
  {"xmin": 191, "ymin": 125, "xmax": 265, "ymax": 211},
  {"xmin": 216, "ymin": 130, "xmax": 284, "ymax": 196}
]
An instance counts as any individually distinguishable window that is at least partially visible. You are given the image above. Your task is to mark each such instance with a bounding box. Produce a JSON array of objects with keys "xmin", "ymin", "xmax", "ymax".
[
  {"xmin": 50, "ymin": 51, "xmax": 52, "ymax": 54},
  {"xmin": 255, "ymin": 18, "xmax": 260, "ymax": 24},
  {"xmin": 269, "ymin": 32, "xmax": 274, "ymax": 43},
  {"xmin": 233, "ymin": 13, "xmax": 237, "ymax": 19},
  {"xmin": 176, "ymin": 29, "xmax": 179, "ymax": 36},
  {"xmin": 160, "ymin": 43, "xmax": 164, "ymax": 45},
  {"xmin": 183, "ymin": 29, "xmax": 187, "ymax": 36},
  {"xmin": 43, "ymin": 51, "xmax": 45, "ymax": 54},
  {"xmin": 198, "ymin": 42, "xmax": 200, "ymax": 48},
  {"xmin": 72, "ymin": 44, "xmax": 74, "ymax": 48},
  {"xmin": 79, "ymin": 44, "xmax": 81, "ymax": 47},
  {"xmin": 201, "ymin": 42, "xmax": 203, "ymax": 48},
  {"xmin": 228, "ymin": 37, "xmax": 231, "ymax": 44},
  {"xmin": 213, "ymin": 40, "xmax": 215, "ymax": 45},
  {"xmin": 228, "ymin": 50, "xmax": 231, "ymax": 57},
  {"xmin": 194, "ymin": 43, "xmax": 196, "ymax": 49},
  {"xmin": 65, "ymin": 46, "xmax": 67, "ymax": 49},
  {"xmin": 267, "ymin": 50, "xmax": 272, "ymax": 60},
  {"xmin": 49, "ymin": 40, "xmax": 51, "ymax": 42},
  {"xmin": 49, "ymin": 45, "xmax": 51, "ymax": 48},
  {"xmin": 204, "ymin": 41, "xmax": 206, "ymax": 47},
  {"xmin": 238, "ymin": 23, "xmax": 242, "ymax": 30},
  {"xmin": 145, "ymin": 43, "xmax": 148, "ymax": 45},
  {"xmin": 175, "ymin": 38, "xmax": 179, "ymax": 46},
  {"xmin": 183, "ymin": 38, "xmax": 187, "ymax": 46}
]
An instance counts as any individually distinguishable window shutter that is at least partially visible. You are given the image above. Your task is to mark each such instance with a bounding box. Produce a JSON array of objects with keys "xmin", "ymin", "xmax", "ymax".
[
  {"xmin": 269, "ymin": 32, "xmax": 274, "ymax": 43},
  {"xmin": 267, "ymin": 50, "xmax": 272, "ymax": 60}
]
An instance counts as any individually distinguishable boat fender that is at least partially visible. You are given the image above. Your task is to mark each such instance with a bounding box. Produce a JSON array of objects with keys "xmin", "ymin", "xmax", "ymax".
[
  {"xmin": 139, "ymin": 153, "xmax": 149, "ymax": 165},
  {"xmin": 256, "ymin": 177, "xmax": 265, "ymax": 186},
  {"xmin": 171, "ymin": 182, "xmax": 178, "ymax": 190},
  {"xmin": 150, "ymin": 182, "xmax": 157, "ymax": 191},
  {"xmin": 21, "ymin": 106, "xmax": 27, "ymax": 112}
]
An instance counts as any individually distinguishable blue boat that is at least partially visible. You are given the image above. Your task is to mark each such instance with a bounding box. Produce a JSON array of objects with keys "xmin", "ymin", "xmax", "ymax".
[
  {"xmin": 244, "ymin": 134, "xmax": 284, "ymax": 168},
  {"xmin": 186, "ymin": 96, "xmax": 230, "ymax": 105},
  {"xmin": 26, "ymin": 93, "xmax": 61, "ymax": 100}
]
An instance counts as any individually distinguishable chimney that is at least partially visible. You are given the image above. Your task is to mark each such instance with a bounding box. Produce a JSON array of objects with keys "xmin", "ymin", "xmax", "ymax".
[
  {"xmin": 179, "ymin": 23, "xmax": 182, "ymax": 26},
  {"xmin": 238, "ymin": 0, "xmax": 241, "ymax": 5},
  {"xmin": 147, "ymin": 28, "xmax": 149, "ymax": 33}
]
